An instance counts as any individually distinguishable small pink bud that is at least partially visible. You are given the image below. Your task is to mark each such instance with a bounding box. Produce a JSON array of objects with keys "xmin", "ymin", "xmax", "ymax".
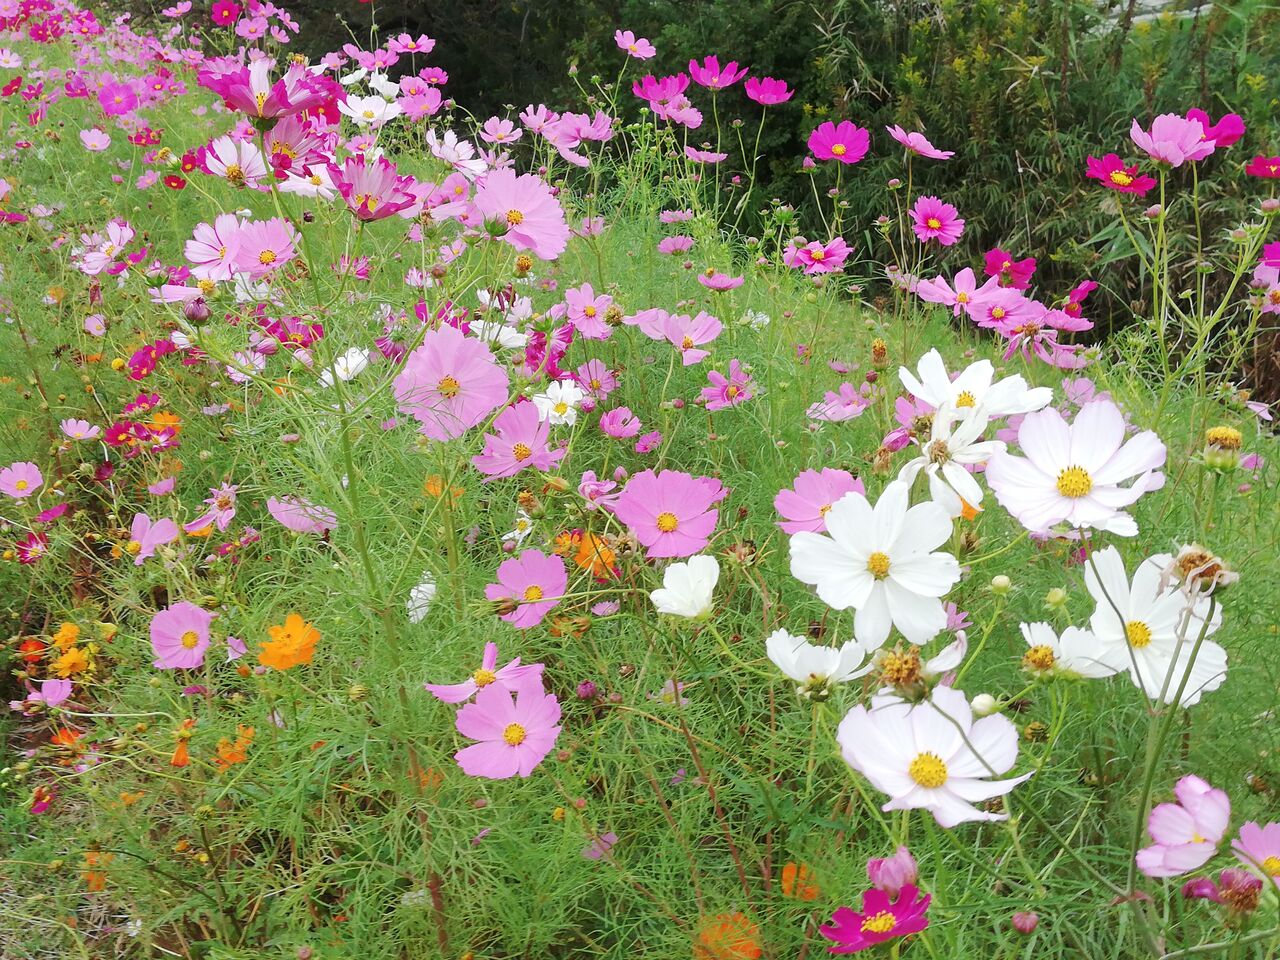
[
  {"xmin": 867, "ymin": 846, "xmax": 918, "ymax": 897},
  {"xmin": 1011, "ymin": 911, "xmax": 1039, "ymax": 934}
]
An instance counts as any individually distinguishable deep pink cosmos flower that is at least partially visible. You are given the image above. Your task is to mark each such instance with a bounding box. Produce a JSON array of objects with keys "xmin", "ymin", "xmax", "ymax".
[
  {"xmin": 774, "ymin": 468, "xmax": 864, "ymax": 534},
  {"xmin": 395, "ymin": 324, "xmax": 509, "ymax": 441},
  {"xmin": 1264, "ymin": 243, "xmax": 1280, "ymax": 269},
  {"xmin": 702, "ymin": 359, "xmax": 754, "ymax": 411},
  {"xmin": 210, "ymin": 0, "xmax": 240, "ymax": 25},
  {"xmin": 783, "ymin": 237, "xmax": 851, "ymax": 275},
  {"xmin": 98, "ymin": 81, "xmax": 137, "ymax": 116},
  {"xmin": 697, "ymin": 269, "xmax": 744, "ymax": 291},
  {"xmin": 151, "ymin": 601, "xmax": 214, "ymax": 670},
  {"xmin": 1137, "ymin": 775, "xmax": 1230, "ymax": 878},
  {"xmin": 613, "ymin": 469, "xmax": 726, "ymax": 558},
  {"xmin": 984, "ymin": 248, "xmax": 1036, "ymax": 289},
  {"xmin": 614, "ymin": 30, "xmax": 656, "ymax": 59},
  {"xmin": 472, "ymin": 168, "xmax": 570, "ymax": 261},
  {"xmin": 16, "ymin": 532, "xmax": 48, "ymax": 565},
  {"xmin": 886, "ymin": 124, "xmax": 953, "ymax": 160},
  {"xmin": 0, "ymin": 461, "xmax": 42, "ymax": 499},
  {"xmin": 820, "ymin": 884, "xmax": 931, "ymax": 953},
  {"xmin": 1186, "ymin": 108, "xmax": 1244, "ymax": 147},
  {"xmin": 599, "ymin": 406, "xmax": 642, "ymax": 439},
  {"xmin": 564, "ymin": 282, "xmax": 613, "ymax": 339},
  {"xmin": 127, "ymin": 513, "xmax": 179, "ymax": 565},
  {"xmin": 267, "ymin": 496, "xmax": 337, "ymax": 534},
  {"xmin": 197, "ymin": 58, "xmax": 340, "ymax": 122},
  {"xmin": 744, "ymin": 76, "xmax": 793, "ymax": 105},
  {"xmin": 453, "ymin": 675, "xmax": 561, "ymax": 779},
  {"xmin": 1085, "ymin": 153, "xmax": 1157, "ymax": 195},
  {"xmin": 425, "ymin": 640, "xmax": 544, "ymax": 703},
  {"xmin": 472, "ymin": 401, "xmax": 564, "ymax": 480},
  {"xmin": 485, "ymin": 549, "xmax": 567, "ymax": 629},
  {"xmin": 910, "ymin": 196, "xmax": 964, "ymax": 245},
  {"xmin": 808, "ymin": 120, "xmax": 869, "ymax": 164},
  {"xmin": 688, "ymin": 55, "xmax": 748, "ymax": 90},
  {"xmin": 1232, "ymin": 821, "xmax": 1280, "ymax": 887},
  {"xmin": 1246, "ymin": 155, "xmax": 1280, "ymax": 179},
  {"xmin": 329, "ymin": 155, "xmax": 422, "ymax": 221},
  {"xmin": 1130, "ymin": 113, "xmax": 1215, "ymax": 167}
]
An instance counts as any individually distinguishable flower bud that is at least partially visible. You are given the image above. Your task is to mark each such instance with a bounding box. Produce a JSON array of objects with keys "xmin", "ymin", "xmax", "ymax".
[
  {"xmin": 990, "ymin": 574, "xmax": 1012, "ymax": 595},
  {"xmin": 1011, "ymin": 911, "xmax": 1039, "ymax": 934},
  {"xmin": 867, "ymin": 846, "xmax": 918, "ymax": 896},
  {"xmin": 1043, "ymin": 587, "xmax": 1068, "ymax": 610},
  {"xmin": 971, "ymin": 693, "xmax": 999, "ymax": 716}
]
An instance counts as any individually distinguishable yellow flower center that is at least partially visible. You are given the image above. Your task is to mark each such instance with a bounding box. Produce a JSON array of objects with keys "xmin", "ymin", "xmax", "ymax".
[
  {"xmin": 860, "ymin": 911, "xmax": 897, "ymax": 935},
  {"xmin": 505, "ymin": 209, "xmax": 524, "ymax": 226},
  {"xmin": 254, "ymin": 91, "xmax": 268, "ymax": 115},
  {"xmin": 818, "ymin": 503, "xmax": 832, "ymax": 516},
  {"xmin": 583, "ymin": 306, "xmax": 597, "ymax": 317},
  {"xmin": 180, "ymin": 630, "xmax": 201, "ymax": 649},
  {"xmin": 590, "ymin": 378, "xmax": 602, "ymax": 389},
  {"xmin": 810, "ymin": 249, "xmax": 826, "ymax": 261},
  {"xmin": 926, "ymin": 217, "xmax": 942, "ymax": 230},
  {"xmin": 1023, "ymin": 645, "xmax": 1056, "ymax": 671},
  {"xmin": 866, "ymin": 551, "xmax": 891, "ymax": 579},
  {"xmin": 553, "ymin": 401, "xmax": 569, "ymax": 415},
  {"xmin": 1205, "ymin": 426, "xmax": 1242, "ymax": 450},
  {"xmin": 656, "ymin": 511, "xmax": 679, "ymax": 533},
  {"xmin": 502, "ymin": 722, "xmax": 526, "ymax": 746},
  {"xmin": 1055, "ymin": 465, "xmax": 1092, "ymax": 498},
  {"xmin": 224, "ymin": 162, "xmax": 244, "ymax": 184},
  {"xmin": 14, "ymin": 479, "xmax": 28, "ymax": 491},
  {"xmin": 258, "ymin": 249, "xmax": 277, "ymax": 265},
  {"xmin": 1109, "ymin": 170, "xmax": 1134, "ymax": 187},
  {"xmin": 990, "ymin": 307, "xmax": 1006, "ymax": 320},
  {"xmin": 1262, "ymin": 856, "xmax": 1280, "ymax": 875},
  {"xmin": 1125, "ymin": 620, "xmax": 1152, "ymax": 649},
  {"xmin": 512, "ymin": 443, "xmax": 532, "ymax": 462},
  {"xmin": 956, "ymin": 291, "xmax": 970, "ymax": 304},
  {"xmin": 726, "ymin": 385, "xmax": 740, "ymax": 399},
  {"xmin": 908, "ymin": 752, "xmax": 948, "ymax": 788},
  {"xmin": 955, "ymin": 390, "xmax": 976, "ymax": 407},
  {"xmin": 437, "ymin": 375, "xmax": 461, "ymax": 398},
  {"xmin": 831, "ymin": 143, "xmax": 846, "ymax": 156},
  {"xmin": 197, "ymin": 278, "xmax": 216, "ymax": 295},
  {"xmin": 473, "ymin": 668, "xmax": 496, "ymax": 687},
  {"xmin": 126, "ymin": 540, "xmax": 142, "ymax": 555},
  {"xmin": 523, "ymin": 585, "xmax": 544, "ymax": 602}
]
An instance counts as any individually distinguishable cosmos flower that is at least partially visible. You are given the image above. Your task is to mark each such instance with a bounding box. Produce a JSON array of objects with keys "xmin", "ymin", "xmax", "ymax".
[
  {"xmin": 910, "ymin": 196, "xmax": 964, "ymax": 246},
  {"xmin": 485, "ymin": 549, "xmax": 567, "ymax": 629},
  {"xmin": 1130, "ymin": 113, "xmax": 1215, "ymax": 167},
  {"xmin": 1018, "ymin": 621, "xmax": 1125, "ymax": 679},
  {"xmin": 472, "ymin": 400, "xmax": 564, "ymax": 479},
  {"xmin": 1232, "ymin": 822, "xmax": 1280, "ymax": 888},
  {"xmin": 897, "ymin": 403, "xmax": 1005, "ymax": 517},
  {"xmin": 886, "ymin": 124, "xmax": 953, "ymax": 160},
  {"xmin": 126, "ymin": 513, "xmax": 180, "ymax": 565},
  {"xmin": 766, "ymin": 629, "xmax": 871, "ymax": 698},
  {"xmin": 774, "ymin": 468, "xmax": 864, "ymax": 534},
  {"xmin": 820, "ymin": 884, "xmax": 931, "ymax": 953},
  {"xmin": 0, "ymin": 461, "xmax": 43, "ymax": 499},
  {"xmin": 898, "ymin": 349, "xmax": 1051, "ymax": 417},
  {"xmin": 1085, "ymin": 154, "xmax": 1157, "ymax": 195},
  {"xmin": 744, "ymin": 76, "xmax": 793, "ymax": 105},
  {"xmin": 702, "ymin": 359, "xmax": 755, "ymax": 411},
  {"xmin": 614, "ymin": 29, "xmax": 656, "ymax": 60},
  {"xmin": 266, "ymin": 496, "xmax": 337, "ymax": 534},
  {"xmin": 783, "ymin": 236, "xmax": 851, "ymax": 274},
  {"xmin": 1136, "ymin": 775, "xmax": 1230, "ymax": 878},
  {"xmin": 808, "ymin": 120, "xmax": 869, "ymax": 164},
  {"xmin": 150, "ymin": 601, "xmax": 214, "ymax": 670},
  {"xmin": 394, "ymin": 324, "xmax": 510, "ymax": 441},
  {"xmin": 613, "ymin": 469, "xmax": 726, "ymax": 559},
  {"xmin": 532, "ymin": 379, "xmax": 586, "ymax": 425},
  {"xmin": 424, "ymin": 640, "xmax": 544, "ymax": 703},
  {"xmin": 687, "ymin": 55, "xmax": 748, "ymax": 90},
  {"xmin": 472, "ymin": 168, "xmax": 570, "ymax": 260},
  {"xmin": 649, "ymin": 554, "xmax": 719, "ymax": 618}
]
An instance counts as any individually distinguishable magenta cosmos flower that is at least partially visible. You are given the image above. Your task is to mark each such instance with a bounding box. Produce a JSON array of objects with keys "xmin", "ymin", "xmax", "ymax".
[
  {"xmin": 425, "ymin": 640, "xmax": 544, "ymax": 703},
  {"xmin": 983, "ymin": 248, "xmax": 1036, "ymax": 289},
  {"xmin": 1186, "ymin": 108, "xmax": 1245, "ymax": 147},
  {"xmin": 329, "ymin": 154, "xmax": 422, "ymax": 221},
  {"xmin": 128, "ymin": 512, "xmax": 179, "ymax": 564},
  {"xmin": 454, "ymin": 675, "xmax": 561, "ymax": 779},
  {"xmin": 910, "ymin": 196, "xmax": 964, "ymax": 246},
  {"xmin": 485, "ymin": 549, "xmax": 567, "ymax": 629},
  {"xmin": 1136, "ymin": 775, "xmax": 1230, "ymax": 878},
  {"xmin": 1233, "ymin": 822, "xmax": 1280, "ymax": 887},
  {"xmin": 98, "ymin": 81, "xmax": 137, "ymax": 117},
  {"xmin": 886, "ymin": 124, "xmax": 953, "ymax": 160},
  {"xmin": 472, "ymin": 168, "xmax": 570, "ymax": 261},
  {"xmin": 150, "ymin": 601, "xmax": 215, "ymax": 670},
  {"xmin": 613, "ymin": 469, "xmax": 726, "ymax": 558},
  {"xmin": 808, "ymin": 120, "xmax": 869, "ymax": 164},
  {"xmin": 820, "ymin": 884, "xmax": 931, "ymax": 953},
  {"xmin": 471, "ymin": 400, "xmax": 564, "ymax": 480},
  {"xmin": 744, "ymin": 76, "xmax": 793, "ymax": 105},
  {"xmin": 688, "ymin": 55, "xmax": 748, "ymax": 90},
  {"xmin": 394, "ymin": 324, "xmax": 509, "ymax": 441},
  {"xmin": 783, "ymin": 236, "xmax": 851, "ymax": 275},
  {"xmin": 774, "ymin": 468, "xmax": 864, "ymax": 534},
  {"xmin": 267, "ymin": 495, "xmax": 337, "ymax": 534},
  {"xmin": 0, "ymin": 461, "xmax": 43, "ymax": 499},
  {"xmin": 702, "ymin": 359, "xmax": 754, "ymax": 411},
  {"xmin": 197, "ymin": 58, "xmax": 339, "ymax": 121},
  {"xmin": 1130, "ymin": 113, "xmax": 1215, "ymax": 167},
  {"xmin": 1085, "ymin": 154, "xmax": 1157, "ymax": 195},
  {"xmin": 1245, "ymin": 155, "xmax": 1280, "ymax": 179}
]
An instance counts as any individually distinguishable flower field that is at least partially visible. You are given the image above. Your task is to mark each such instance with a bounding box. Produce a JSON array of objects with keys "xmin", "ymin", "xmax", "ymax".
[{"xmin": 1, "ymin": 2, "xmax": 1279, "ymax": 958}]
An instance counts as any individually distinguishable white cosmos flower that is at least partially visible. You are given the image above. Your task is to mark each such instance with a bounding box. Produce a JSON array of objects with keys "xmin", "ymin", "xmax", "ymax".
[
  {"xmin": 1018, "ymin": 622, "xmax": 1125, "ymax": 679},
  {"xmin": 318, "ymin": 347, "xmax": 372, "ymax": 387},
  {"xmin": 899, "ymin": 348, "xmax": 1052, "ymax": 417},
  {"xmin": 339, "ymin": 67, "xmax": 369, "ymax": 86},
  {"xmin": 766, "ymin": 629, "xmax": 872, "ymax": 697},
  {"xmin": 985, "ymin": 399, "xmax": 1166, "ymax": 537},
  {"xmin": 501, "ymin": 510, "xmax": 535, "ymax": 545},
  {"xmin": 407, "ymin": 571, "xmax": 437, "ymax": 623},
  {"xmin": 897, "ymin": 403, "xmax": 1005, "ymax": 517},
  {"xmin": 533, "ymin": 379, "xmax": 586, "ymax": 425},
  {"xmin": 471, "ymin": 318, "xmax": 528, "ymax": 349},
  {"xmin": 837, "ymin": 684, "xmax": 1032, "ymax": 827},
  {"xmin": 650, "ymin": 555, "xmax": 719, "ymax": 618},
  {"xmin": 789, "ymin": 480, "xmax": 960, "ymax": 648},
  {"xmin": 339, "ymin": 94, "xmax": 402, "ymax": 127},
  {"xmin": 368, "ymin": 72, "xmax": 400, "ymax": 98},
  {"xmin": 426, "ymin": 128, "xmax": 488, "ymax": 179},
  {"xmin": 1084, "ymin": 547, "xmax": 1225, "ymax": 707}
]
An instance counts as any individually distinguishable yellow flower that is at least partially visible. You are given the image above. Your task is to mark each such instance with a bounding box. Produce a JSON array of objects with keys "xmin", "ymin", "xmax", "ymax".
[
  {"xmin": 52, "ymin": 646, "xmax": 89, "ymax": 678},
  {"xmin": 257, "ymin": 613, "xmax": 319, "ymax": 670}
]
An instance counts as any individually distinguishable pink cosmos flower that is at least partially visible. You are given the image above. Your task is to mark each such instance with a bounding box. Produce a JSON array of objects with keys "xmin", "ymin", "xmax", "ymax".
[
  {"xmin": 575, "ymin": 359, "xmax": 618, "ymax": 398},
  {"xmin": 1136, "ymin": 775, "xmax": 1230, "ymax": 878},
  {"xmin": 1183, "ymin": 869, "xmax": 1264, "ymax": 908},
  {"xmin": 613, "ymin": 469, "xmax": 725, "ymax": 558},
  {"xmin": 806, "ymin": 382, "xmax": 871, "ymax": 422},
  {"xmin": 664, "ymin": 310, "xmax": 722, "ymax": 365},
  {"xmin": 614, "ymin": 30, "xmax": 656, "ymax": 59},
  {"xmin": 150, "ymin": 601, "xmax": 214, "ymax": 670},
  {"xmin": 80, "ymin": 128, "xmax": 110, "ymax": 151},
  {"xmin": 688, "ymin": 55, "xmax": 748, "ymax": 90},
  {"xmin": 1085, "ymin": 154, "xmax": 1157, "ymax": 195},
  {"xmin": 684, "ymin": 145, "xmax": 728, "ymax": 164},
  {"xmin": 266, "ymin": 496, "xmax": 336, "ymax": 534},
  {"xmin": 485, "ymin": 549, "xmax": 567, "ymax": 629},
  {"xmin": 578, "ymin": 470, "xmax": 621, "ymax": 511},
  {"xmin": 60, "ymin": 419, "xmax": 101, "ymax": 440},
  {"xmin": 98, "ymin": 81, "xmax": 137, "ymax": 116},
  {"xmin": 472, "ymin": 168, "xmax": 570, "ymax": 261},
  {"xmin": 886, "ymin": 124, "xmax": 953, "ymax": 160},
  {"xmin": 235, "ymin": 217, "xmax": 297, "ymax": 276},
  {"xmin": 867, "ymin": 847, "xmax": 919, "ymax": 897},
  {"xmin": 820, "ymin": 885, "xmax": 931, "ymax": 953},
  {"xmin": 744, "ymin": 76, "xmax": 793, "ymax": 105},
  {"xmin": 697, "ymin": 270, "xmax": 744, "ymax": 291},
  {"xmin": 658, "ymin": 235, "xmax": 694, "ymax": 255},
  {"xmin": 453, "ymin": 675, "xmax": 561, "ymax": 779},
  {"xmin": 204, "ymin": 135, "xmax": 269, "ymax": 188},
  {"xmin": 388, "ymin": 33, "xmax": 435, "ymax": 54},
  {"xmin": 479, "ymin": 117, "xmax": 522, "ymax": 145},
  {"xmin": 702, "ymin": 359, "xmax": 754, "ymax": 411},
  {"xmin": 185, "ymin": 214, "xmax": 243, "ymax": 281},
  {"xmin": 127, "ymin": 513, "xmax": 179, "ymax": 564},
  {"xmin": 210, "ymin": 0, "xmax": 239, "ymax": 25},
  {"xmin": 808, "ymin": 120, "xmax": 869, "ymax": 164},
  {"xmin": 564, "ymin": 282, "xmax": 613, "ymax": 339},
  {"xmin": 472, "ymin": 401, "xmax": 564, "ymax": 480},
  {"xmin": 984, "ymin": 248, "xmax": 1036, "ymax": 289},
  {"xmin": 0, "ymin": 461, "xmax": 42, "ymax": 499},
  {"xmin": 998, "ymin": 306, "xmax": 1093, "ymax": 369},
  {"xmin": 394, "ymin": 324, "xmax": 509, "ymax": 441},
  {"xmin": 635, "ymin": 430, "xmax": 662, "ymax": 454},
  {"xmin": 783, "ymin": 236, "xmax": 851, "ymax": 275},
  {"xmin": 425, "ymin": 640, "xmax": 543, "ymax": 703},
  {"xmin": 9, "ymin": 678, "xmax": 73, "ymax": 715},
  {"xmin": 329, "ymin": 154, "xmax": 422, "ymax": 221},
  {"xmin": 910, "ymin": 196, "xmax": 964, "ymax": 245},
  {"xmin": 774, "ymin": 468, "xmax": 864, "ymax": 534},
  {"xmin": 599, "ymin": 406, "xmax": 641, "ymax": 439},
  {"xmin": 1232, "ymin": 822, "xmax": 1280, "ymax": 887},
  {"xmin": 1265, "ymin": 243, "xmax": 1280, "ymax": 269},
  {"xmin": 1185, "ymin": 108, "xmax": 1245, "ymax": 147},
  {"xmin": 198, "ymin": 59, "xmax": 339, "ymax": 121},
  {"xmin": 1130, "ymin": 113, "xmax": 1215, "ymax": 167},
  {"xmin": 916, "ymin": 267, "xmax": 1000, "ymax": 317},
  {"xmin": 184, "ymin": 483, "xmax": 238, "ymax": 532}
]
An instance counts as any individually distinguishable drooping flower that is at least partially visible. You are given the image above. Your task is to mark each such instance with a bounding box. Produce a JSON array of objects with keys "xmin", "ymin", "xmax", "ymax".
[
  {"xmin": 407, "ymin": 571, "xmax": 437, "ymax": 623},
  {"xmin": 1018, "ymin": 621, "xmax": 1124, "ymax": 679},
  {"xmin": 789, "ymin": 480, "xmax": 960, "ymax": 647},
  {"xmin": 1130, "ymin": 114, "xmax": 1215, "ymax": 167},
  {"xmin": 1136, "ymin": 775, "xmax": 1230, "ymax": 878},
  {"xmin": 910, "ymin": 196, "xmax": 964, "ymax": 246},
  {"xmin": 613, "ymin": 469, "xmax": 726, "ymax": 559},
  {"xmin": 697, "ymin": 269, "xmax": 744, "ymax": 291},
  {"xmin": 886, "ymin": 124, "xmax": 953, "ymax": 160},
  {"xmin": 0, "ymin": 461, "xmax": 43, "ymax": 499},
  {"xmin": 820, "ymin": 884, "xmax": 931, "ymax": 953},
  {"xmin": 454, "ymin": 676, "xmax": 561, "ymax": 779},
  {"xmin": 150, "ymin": 601, "xmax": 214, "ymax": 670},
  {"xmin": 808, "ymin": 120, "xmax": 869, "ymax": 164},
  {"xmin": 1085, "ymin": 153, "xmax": 1157, "ymax": 195},
  {"xmin": 485, "ymin": 549, "xmax": 567, "ymax": 629},
  {"xmin": 649, "ymin": 554, "xmax": 719, "ymax": 618},
  {"xmin": 472, "ymin": 400, "xmax": 564, "ymax": 479},
  {"xmin": 1182, "ymin": 869, "xmax": 1264, "ymax": 912},
  {"xmin": 984, "ymin": 248, "xmax": 1036, "ymax": 289},
  {"xmin": 472, "ymin": 168, "xmax": 569, "ymax": 261},
  {"xmin": 838, "ymin": 684, "xmax": 1032, "ymax": 826},
  {"xmin": 985, "ymin": 400, "xmax": 1166, "ymax": 537},
  {"xmin": 258, "ymin": 612, "xmax": 320, "ymax": 670},
  {"xmin": 867, "ymin": 847, "xmax": 919, "ymax": 897},
  {"xmin": 774, "ymin": 468, "xmax": 864, "ymax": 534},
  {"xmin": 266, "ymin": 496, "xmax": 336, "ymax": 534},
  {"xmin": 394, "ymin": 324, "xmax": 510, "ymax": 441},
  {"xmin": 425, "ymin": 640, "xmax": 544, "ymax": 703},
  {"xmin": 766, "ymin": 629, "xmax": 871, "ymax": 698}
]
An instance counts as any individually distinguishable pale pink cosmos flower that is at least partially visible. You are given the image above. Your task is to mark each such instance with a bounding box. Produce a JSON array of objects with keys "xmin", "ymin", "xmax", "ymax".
[
  {"xmin": 204, "ymin": 135, "xmax": 269, "ymax": 188},
  {"xmin": 0, "ymin": 461, "xmax": 43, "ymax": 499},
  {"xmin": 472, "ymin": 168, "xmax": 570, "ymax": 261},
  {"xmin": 394, "ymin": 324, "xmax": 510, "ymax": 441},
  {"xmin": 684, "ymin": 145, "xmax": 727, "ymax": 164},
  {"xmin": 806, "ymin": 382, "xmax": 870, "ymax": 422},
  {"xmin": 1136, "ymin": 775, "xmax": 1230, "ymax": 878},
  {"xmin": 185, "ymin": 213, "xmax": 243, "ymax": 281},
  {"xmin": 697, "ymin": 270, "xmax": 744, "ymax": 291},
  {"xmin": 867, "ymin": 846, "xmax": 919, "ymax": 897},
  {"xmin": 663, "ymin": 311, "xmax": 722, "ymax": 365},
  {"xmin": 575, "ymin": 359, "xmax": 617, "ymax": 398},
  {"xmin": 9, "ymin": 678, "xmax": 73, "ymax": 715},
  {"xmin": 599, "ymin": 406, "xmax": 642, "ymax": 439},
  {"xmin": 184, "ymin": 483, "xmax": 238, "ymax": 532},
  {"xmin": 471, "ymin": 401, "xmax": 564, "ymax": 480},
  {"xmin": 485, "ymin": 549, "xmax": 567, "ymax": 629},
  {"xmin": 614, "ymin": 29, "xmax": 656, "ymax": 59},
  {"xmin": 1232, "ymin": 822, "xmax": 1280, "ymax": 887},
  {"xmin": 564, "ymin": 282, "xmax": 613, "ymax": 339},
  {"xmin": 1130, "ymin": 113, "xmax": 1216, "ymax": 167},
  {"xmin": 479, "ymin": 116, "xmax": 522, "ymax": 145},
  {"xmin": 886, "ymin": 125, "xmax": 953, "ymax": 160},
  {"xmin": 454, "ymin": 675, "xmax": 561, "ymax": 779},
  {"xmin": 80, "ymin": 128, "xmax": 111, "ymax": 151},
  {"xmin": 578, "ymin": 470, "xmax": 621, "ymax": 511},
  {"xmin": 151, "ymin": 601, "xmax": 215, "ymax": 670},
  {"xmin": 702, "ymin": 359, "xmax": 754, "ymax": 411},
  {"xmin": 613, "ymin": 470, "xmax": 726, "ymax": 558},
  {"xmin": 61, "ymin": 419, "xmax": 101, "ymax": 440},
  {"xmin": 266, "ymin": 496, "xmax": 337, "ymax": 534},
  {"xmin": 425, "ymin": 640, "xmax": 543, "ymax": 703},
  {"xmin": 774, "ymin": 468, "xmax": 865, "ymax": 534},
  {"xmin": 127, "ymin": 512, "xmax": 180, "ymax": 565},
  {"xmin": 657, "ymin": 235, "xmax": 694, "ymax": 255}
]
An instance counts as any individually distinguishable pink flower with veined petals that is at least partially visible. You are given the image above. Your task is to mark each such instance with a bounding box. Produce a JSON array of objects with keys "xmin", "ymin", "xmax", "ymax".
[
  {"xmin": 663, "ymin": 310, "xmax": 722, "ymax": 365},
  {"xmin": 687, "ymin": 55, "xmax": 747, "ymax": 90},
  {"xmin": 564, "ymin": 282, "xmax": 613, "ymax": 339},
  {"xmin": 197, "ymin": 58, "xmax": 339, "ymax": 121},
  {"xmin": 0, "ymin": 461, "xmax": 43, "ymax": 500},
  {"xmin": 820, "ymin": 885, "xmax": 931, "ymax": 953},
  {"xmin": 614, "ymin": 29, "xmax": 656, "ymax": 60},
  {"xmin": 394, "ymin": 324, "xmax": 510, "ymax": 441},
  {"xmin": 1136, "ymin": 775, "xmax": 1230, "ymax": 878},
  {"xmin": 453, "ymin": 675, "xmax": 561, "ymax": 779},
  {"xmin": 744, "ymin": 76, "xmax": 792, "ymax": 105},
  {"xmin": 613, "ymin": 469, "xmax": 726, "ymax": 558},
  {"xmin": 472, "ymin": 168, "xmax": 569, "ymax": 261},
  {"xmin": 234, "ymin": 217, "xmax": 297, "ymax": 277},
  {"xmin": 127, "ymin": 512, "xmax": 179, "ymax": 564},
  {"xmin": 774, "ymin": 468, "xmax": 864, "ymax": 534},
  {"xmin": 702, "ymin": 359, "xmax": 754, "ymax": 411},
  {"xmin": 575, "ymin": 359, "xmax": 617, "ymax": 398},
  {"xmin": 328, "ymin": 154, "xmax": 423, "ymax": 221},
  {"xmin": 1130, "ymin": 113, "xmax": 1216, "ymax": 167},
  {"xmin": 886, "ymin": 124, "xmax": 953, "ymax": 160},
  {"xmin": 425, "ymin": 640, "xmax": 544, "ymax": 703},
  {"xmin": 915, "ymin": 267, "xmax": 1000, "ymax": 317},
  {"xmin": 697, "ymin": 270, "xmax": 743, "ymax": 291},
  {"xmin": 1232, "ymin": 821, "xmax": 1280, "ymax": 888},
  {"xmin": 783, "ymin": 236, "xmax": 851, "ymax": 275},
  {"xmin": 658, "ymin": 235, "xmax": 694, "ymax": 255},
  {"xmin": 911, "ymin": 196, "xmax": 964, "ymax": 245},
  {"xmin": 808, "ymin": 120, "xmax": 869, "ymax": 164},
  {"xmin": 485, "ymin": 549, "xmax": 567, "ymax": 629},
  {"xmin": 150, "ymin": 601, "xmax": 215, "ymax": 670},
  {"xmin": 867, "ymin": 846, "xmax": 919, "ymax": 897},
  {"xmin": 266, "ymin": 495, "xmax": 337, "ymax": 534},
  {"xmin": 471, "ymin": 401, "xmax": 564, "ymax": 480},
  {"xmin": 599, "ymin": 406, "xmax": 641, "ymax": 439}
]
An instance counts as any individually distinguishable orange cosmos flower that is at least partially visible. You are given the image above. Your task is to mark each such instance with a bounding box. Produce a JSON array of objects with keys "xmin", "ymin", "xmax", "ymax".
[
  {"xmin": 694, "ymin": 912, "xmax": 762, "ymax": 960},
  {"xmin": 258, "ymin": 612, "xmax": 319, "ymax": 670},
  {"xmin": 81, "ymin": 852, "xmax": 113, "ymax": 892},
  {"xmin": 51, "ymin": 646, "xmax": 89, "ymax": 678},
  {"xmin": 215, "ymin": 725, "xmax": 255, "ymax": 770},
  {"xmin": 574, "ymin": 532, "xmax": 616, "ymax": 579},
  {"xmin": 780, "ymin": 861, "xmax": 819, "ymax": 900},
  {"xmin": 52, "ymin": 622, "xmax": 81, "ymax": 650},
  {"xmin": 170, "ymin": 718, "xmax": 196, "ymax": 767}
]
